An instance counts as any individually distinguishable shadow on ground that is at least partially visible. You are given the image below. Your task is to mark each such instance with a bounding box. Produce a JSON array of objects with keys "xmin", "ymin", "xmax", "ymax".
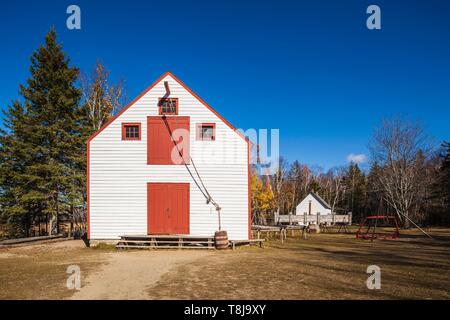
[{"xmin": 147, "ymin": 228, "xmax": 450, "ymax": 300}]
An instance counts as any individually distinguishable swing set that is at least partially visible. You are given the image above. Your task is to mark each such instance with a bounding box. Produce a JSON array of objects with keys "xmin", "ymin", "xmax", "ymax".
[
  {"xmin": 356, "ymin": 195, "xmax": 433, "ymax": 241},
  {"xmin": 356, "ymin": 215, "xmax": 400, "ymax": 241}
]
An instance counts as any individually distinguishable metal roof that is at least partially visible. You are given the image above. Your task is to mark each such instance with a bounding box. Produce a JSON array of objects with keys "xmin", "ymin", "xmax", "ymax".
[{"xmin": 309, "ymin": 192, "xmax": 332, "ymax": 210}]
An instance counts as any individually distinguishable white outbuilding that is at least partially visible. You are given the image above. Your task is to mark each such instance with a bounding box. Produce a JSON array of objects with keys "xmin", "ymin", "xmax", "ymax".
[{"xmin": 295, "ymin": 192, "xmax": 332, "ymax": 217}]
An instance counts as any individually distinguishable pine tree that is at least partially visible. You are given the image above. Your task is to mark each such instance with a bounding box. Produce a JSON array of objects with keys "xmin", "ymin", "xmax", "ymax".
[
  {"xmin": 343, "ymin": 162, "xmax": 367, "ymax": 221},
  {"xmin": 0, "ymin": 102, "xmax": 38, "ymax": 236},
  {"xmin": 366, "ymin": 162, "xmax": 385, "ymax": 216},
  {"xmin": 0, "ymin": 29, "xmax": 82, "ymax": 236},
  {"xmin": 440, "ymin": 141, "xmax": 450, "ymax": 216}
]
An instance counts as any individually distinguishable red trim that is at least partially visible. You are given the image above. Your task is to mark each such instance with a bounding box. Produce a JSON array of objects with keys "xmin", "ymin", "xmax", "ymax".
[
  {"xmin": 196, "ymin": 123, "xmax": 216, "ymax": 141},
  {"xmin": 365, "ymin": 215, "xmax": 397, "ymax": 219},
  {"xmin": 168, "ymin": 73, "xmax": 248, "ymax": 143},
  {"xmin": 86, "ymin": 71, "xmax": 247, "ymax": 143},
  {"xmin": 86, "ymin": 141, "xmax": 90, "ymax": 240},
  {"xmin": 247, "ymin": 138, "xmax": 252, "ymax": 240},
  {"xmin": 88, "ymin": 72, "xmax": 248, "ymax": 142},
  {"xmin": 121, "ymin": 122, "xmax": 141, "ymax": 140},
  {"xmin": 158, "ymin": 97, "xmax": 179, "ymax": 115},
  {"xmin": 87, "ymin": 72, "xmax": 168, "ymax": 143}
]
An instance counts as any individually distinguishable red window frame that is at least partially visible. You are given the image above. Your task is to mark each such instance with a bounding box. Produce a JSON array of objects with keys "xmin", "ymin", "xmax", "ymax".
[
  {"xmin": 158, "ymin": 97, "xmax": 179, "ymax": 115},
  {"xmin": 196, "ymin": 123, "xmax": 216, "ymax": 141},
  {"xmin": 121, "ymin": 122, "xmax": 141, "ymax": 140}
]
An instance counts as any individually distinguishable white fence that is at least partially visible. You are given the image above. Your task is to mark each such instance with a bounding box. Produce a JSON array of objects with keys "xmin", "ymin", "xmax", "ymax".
[{"xmin": 274, "ymin": 212, "xmax": 352, "ymax": 226}]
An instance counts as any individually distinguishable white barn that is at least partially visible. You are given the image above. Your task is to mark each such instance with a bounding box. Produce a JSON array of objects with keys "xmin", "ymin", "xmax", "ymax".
[
  {"xmin": 87, "ymin": 72, "xmax": 251, "ymax": 242},
  {"xmin": 295, "ymin": 192, "xmax": 332, "ymax": 217}
]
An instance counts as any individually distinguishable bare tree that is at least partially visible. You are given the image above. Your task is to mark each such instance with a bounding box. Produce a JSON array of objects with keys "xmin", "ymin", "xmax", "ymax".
[
  {"xmin": 80, "ymin": 61, "xmax": 126, "ymax": 131},
  {"xmin": 319, "ymin": 166, "xmax": 347, "ymax": 214},
  {"xmin": 287, "ymin": 161, "xmax": 314, "ymax": 213},
  {"xmin": 271, "ymin": 157, "xmax": 288, "ymax": 214},
  {"xmin": 369, "ymin": 117, "xmax": 431, "ymax": 228}
]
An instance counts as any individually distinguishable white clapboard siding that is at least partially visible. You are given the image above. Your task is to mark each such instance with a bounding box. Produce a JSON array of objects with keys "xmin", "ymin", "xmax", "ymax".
[{"xmin": 89, "ymin": 73, "xmax": 249, "ymax": 240}]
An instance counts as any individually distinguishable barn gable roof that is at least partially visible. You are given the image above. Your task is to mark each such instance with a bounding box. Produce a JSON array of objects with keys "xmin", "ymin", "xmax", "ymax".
[
  {"xmin": 87, "ymin": 71, "xmax": 248, "ymax": 144},
  {"xmin": 310, "ymin": 192, "xmax": 332, "ymax": 210}
]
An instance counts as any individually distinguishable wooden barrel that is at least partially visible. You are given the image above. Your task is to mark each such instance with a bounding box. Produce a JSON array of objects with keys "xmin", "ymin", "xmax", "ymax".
[
  {"xmin": 308, "ymin": 224, "xmax": 320, "ymax": 234},
  {"xmin": 214, "ymin": 230, "xmax": 229, "ymax": 249}
]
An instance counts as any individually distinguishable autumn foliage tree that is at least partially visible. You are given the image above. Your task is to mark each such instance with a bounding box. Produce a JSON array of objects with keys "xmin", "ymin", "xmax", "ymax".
[
  {"xmin": 252, "ymin": 126, "xmax": 448, "ymax": 228},
  {"xmin": 251, "ymin": 169, "xmax": 274, "ymax": 224},
  {"xmin": 80, "ymin": 61, "xmax": 126, "ymax": 134}
]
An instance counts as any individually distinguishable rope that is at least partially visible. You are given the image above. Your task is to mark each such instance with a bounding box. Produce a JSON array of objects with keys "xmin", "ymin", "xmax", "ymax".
[
  {"xmin": 191, "ymin": 157, "xmax": 212, "ymax": 199},
  {"xmin": 158, "ymin": 87, "xmax": 223, "ymax": 230},
  {"xmin": 160, "ymin": 111, "xmax": 221, "ymax": 212},
  {"xmin": 396, "ymin": 211, "xmax": 433, "ymax": 239},
  {"xmin": 160, "ymin": 116, "xmax": 209, "ymax": 201}
]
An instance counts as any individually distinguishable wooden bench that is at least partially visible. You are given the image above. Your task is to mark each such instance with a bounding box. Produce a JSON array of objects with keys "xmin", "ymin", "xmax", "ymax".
[
  {"xmin": 320, "ymin": 223, "xmax": 351, "ymax": 234},
  {"xmin": 252, "ymin": 225, "xmax": 309, "ymax": 241},
  {"xmin": 252, "ymin": 226, "xmax": 287, "ymax": 243},
  {"xmin": 229, "ymin": 239, "xmax": 265, "ymax": 250}
]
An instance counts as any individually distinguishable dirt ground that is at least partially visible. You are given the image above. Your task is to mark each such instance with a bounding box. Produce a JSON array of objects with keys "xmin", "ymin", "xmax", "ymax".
[
  {"xmin": 71, "ymin": 249, "xmax": 212, "ymax": 299},
  {"xmin": 1, "ymin": 228, "xmax": 449, "ymax": 300},
  {"xmin": 0, "ymin": 240, "xmax": 106, "ymax": 299}
]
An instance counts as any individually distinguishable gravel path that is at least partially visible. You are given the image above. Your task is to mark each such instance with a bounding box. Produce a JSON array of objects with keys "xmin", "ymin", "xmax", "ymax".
[{"xmin": 70, "ymin": 249, "xmax": 212, "ymax": 300}]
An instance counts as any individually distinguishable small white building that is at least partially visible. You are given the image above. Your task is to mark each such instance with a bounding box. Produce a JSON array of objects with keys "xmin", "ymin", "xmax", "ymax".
[
  {"xmin": 87, "ymin": 72, "xmax": 251, "ymax": 241},
  {"xmin": 276, "ymin": 192, "xmax": 351, "ymax": 226},
  {"xmin": 295, "ymin": 192, "xmax": 332, "ymax": 217}
]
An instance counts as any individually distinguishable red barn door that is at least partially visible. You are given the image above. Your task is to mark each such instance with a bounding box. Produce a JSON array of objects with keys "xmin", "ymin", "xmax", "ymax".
[
  {"xmin": 147, "ymin": 183, "xmax": 189, "ymax": 234},
  {"xmin": 147, "ymin": 116, "xmax": 190, "ymax": 165}
]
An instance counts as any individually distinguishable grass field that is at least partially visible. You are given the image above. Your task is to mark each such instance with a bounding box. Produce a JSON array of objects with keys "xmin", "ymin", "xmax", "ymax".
[{"xmin": 1, "ymin": 228, "xmax": 449, "ymax": 299}]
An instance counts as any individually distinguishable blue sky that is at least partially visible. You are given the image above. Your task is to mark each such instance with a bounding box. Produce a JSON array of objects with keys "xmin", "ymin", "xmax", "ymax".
[{"xmin": 1, "ymin": 0, "xmax": 449, "ymax": 170}]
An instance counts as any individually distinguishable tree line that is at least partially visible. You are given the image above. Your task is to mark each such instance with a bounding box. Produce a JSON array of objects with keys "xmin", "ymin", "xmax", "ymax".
[
  {"xmin": 251, "ymin": 120, "xmax": 450, "ymax": 228},
  {"xmin": 1, "ymin": 30, "xmax": 448, "ymax": 238},
  {"xmin": 0, "ymin": 30, "xmax": 125, "ymax": 238}
]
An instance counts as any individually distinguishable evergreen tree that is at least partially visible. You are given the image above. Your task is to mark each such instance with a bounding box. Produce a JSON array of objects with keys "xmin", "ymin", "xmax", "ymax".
[
  {"xmin": 0, "ymin": 29, "xmax": 82, "ymax": 236},
  {"xmin": 439, "ymin": 141, "xmax": 450, "ymax": 222},
  {"xmin": 365, "ymin": 162, "xmax": 385, "ymax": 217},
  {"xmin": 343, "ymin": 162, "xmax": 367, "ymax": 221},
  {"xmin": 0, "ymin": 102, "xmax": 38, "ymax": 236},
  {"xmin": 441, "ymin": 142, "xmax": 450, "ymax": 201}
]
